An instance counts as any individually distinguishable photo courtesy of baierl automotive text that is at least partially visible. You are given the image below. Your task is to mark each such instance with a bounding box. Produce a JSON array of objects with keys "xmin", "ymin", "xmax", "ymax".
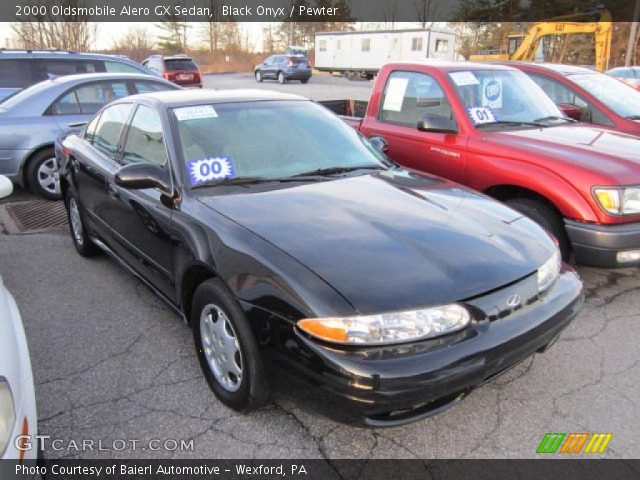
[{"xmin": 0, "ymin": 0, "xmax": 639, "ymax": 479}]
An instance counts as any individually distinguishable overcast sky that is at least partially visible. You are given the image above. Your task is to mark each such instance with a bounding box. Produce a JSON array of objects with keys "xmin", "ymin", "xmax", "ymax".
[{"xmin": 0, "ymin": 21, "xmax": 432, "ymax": 51}]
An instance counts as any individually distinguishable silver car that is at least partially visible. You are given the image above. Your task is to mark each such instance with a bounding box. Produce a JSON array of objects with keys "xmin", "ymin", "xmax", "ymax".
[{"xmin": 0, "ymin": 73, "xmax": 179, "ymax": 199}]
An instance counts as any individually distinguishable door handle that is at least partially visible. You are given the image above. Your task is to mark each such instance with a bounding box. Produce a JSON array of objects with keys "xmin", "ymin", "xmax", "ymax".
[{"xmin": 107, "ymin": 183, "xmax": 119, "ymax": 199}]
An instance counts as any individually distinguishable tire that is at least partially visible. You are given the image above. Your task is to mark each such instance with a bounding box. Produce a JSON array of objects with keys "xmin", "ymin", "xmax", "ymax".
[
  {"xmin": 192, "ymin": 278, "xmax": 268, "ymax": 411},
  {"xmin": 300, "ymin": 78, "xmax": 309, "ymax": 84},
  {"xmin": 277, "ymin": 71, "xmax": 285, "ymax": 84},
  {"xmin": 506, "ymin": 198, "xmax": 571, "ymax": 260},
  {"xmin": 255, "ymin": 71, "xmax": 263, "ymax": 82},
  {"xmin": 65, "ymin": 190, "xmax": 99, "ymax": 257},
  {"xmin": 26, "ymin": 149, "xmax": 62, "ymax": 200}
]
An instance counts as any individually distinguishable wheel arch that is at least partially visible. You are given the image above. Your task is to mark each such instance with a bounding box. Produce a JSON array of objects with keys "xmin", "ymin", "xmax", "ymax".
[
  {"xmin": 20, "ymin": 143, "xmax": 55, "ymax": 187},
  {"xmin": 179, "ymin": 262, "xmax": 220, "ymax": 324}
]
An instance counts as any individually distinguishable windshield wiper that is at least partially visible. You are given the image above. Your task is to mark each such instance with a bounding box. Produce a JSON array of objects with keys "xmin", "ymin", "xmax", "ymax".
[
  {"xmin": 534, "ymin": 115, "xmax": 577, "ymax": 123},
  {"xmin": 626, "ymin": 115, "xmax": 640, "ymax": 120},
  {"xmin": 292, "ymin": 165, "xmax": 383, "ymax": 177},
  {"xmin": 191, "ymin": 176, "xmax": 297, "ymax": 189},
  {"xmin": 476, "ymin": 120, "xmax": 547, "ymax": 128}
]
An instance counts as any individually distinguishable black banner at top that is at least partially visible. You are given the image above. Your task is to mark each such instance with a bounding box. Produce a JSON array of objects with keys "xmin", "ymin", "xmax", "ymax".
[{"xmin": 1, "ymin": 0, "xmax": 638, "ymax": 22}]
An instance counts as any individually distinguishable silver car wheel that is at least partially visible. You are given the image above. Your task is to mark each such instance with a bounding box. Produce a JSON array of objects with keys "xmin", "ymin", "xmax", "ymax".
[
  {"xmin": 278, "ymin": 72, "xmax": 284, "ymax": 84},
  {"xmin": 200, "ymin": 304, "xmax": 243, "ymax": 392},
  {"xmin": 256, "ymin": 71, "xmax": 261, "ymax": 82},
  {"xmin": 37, "ymin": 157, "xmax": 61, "ymax": 196},
  {"xmin": 69, "ymin": 198, "xmax": 83, "ymax": 246}
]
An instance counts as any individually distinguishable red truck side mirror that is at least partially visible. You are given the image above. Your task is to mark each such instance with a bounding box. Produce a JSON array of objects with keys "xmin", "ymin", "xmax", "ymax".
[
  {"xmin": 558, "ymin": 103, "xmax": 583, "ymax": 121},
  {"xmin": 417, "ymin": 114, "xmax": 458, "ymax": 134}
]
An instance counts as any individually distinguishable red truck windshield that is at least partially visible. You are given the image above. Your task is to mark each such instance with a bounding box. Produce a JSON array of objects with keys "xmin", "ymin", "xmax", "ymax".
[{"xmin": 448, "ymin": 69, "xmax": 563, "ymax": 126}]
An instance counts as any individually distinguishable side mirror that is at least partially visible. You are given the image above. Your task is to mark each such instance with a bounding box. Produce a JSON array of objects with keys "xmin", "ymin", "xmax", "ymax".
[
  {"xmin": 558, "ymin": 103, "xmax": 582, "ymax": 121},
  {"xmin": 417, "ymin": 114, "xmax": 458, "ymax": 134},
  {"xmin": 369, "ymin": 136, "xmax": 389, "ymax": 153},
  {"xmin": 114, "ymin": 163, "xmax": 171, "ymax": 194},
  {"xmin": 0, "ymin": 175, "xmax": 13, "ymax": 199}
]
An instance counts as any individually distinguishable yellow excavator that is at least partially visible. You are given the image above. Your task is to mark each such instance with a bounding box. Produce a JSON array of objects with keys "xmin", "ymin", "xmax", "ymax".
[{"xmin": 469, "ymin": 12, "xmax": 612, "ymax": 71}]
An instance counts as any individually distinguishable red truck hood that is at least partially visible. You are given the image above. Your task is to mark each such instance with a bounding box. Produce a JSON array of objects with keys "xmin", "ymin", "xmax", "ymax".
[{"xmin": 490, "ymin": 125, "xmax": 640, "ymax": 184}]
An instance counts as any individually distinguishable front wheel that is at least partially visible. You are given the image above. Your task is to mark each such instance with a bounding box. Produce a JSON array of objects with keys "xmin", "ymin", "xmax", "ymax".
[
  {"xmin": 192, "ymin": 278, "xmax": 268, "ymax": 411},
  {"xmin": 66, "ymin": 190, "xmax": 99, "ymax": 257},
  {"xmin": 277, "ymin": 72, "xmax": 285, "ymax": 84},
  {"xmin": 255, "ymin": 71, "xmax": 263, "ymax": 82},
  {"xmin": 506, "ymin": 198, "xmax": 571, "ymax": 261},
  {"xmin": 27, "ymin": 149, "xmax": 62, "ymax": 200},
  {"xmin": 300, "ymin": 78, "xmax": 309, "ymax": 84}
]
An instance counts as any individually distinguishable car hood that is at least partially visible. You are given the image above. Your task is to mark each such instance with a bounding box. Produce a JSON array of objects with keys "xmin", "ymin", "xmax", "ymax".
[
  {"xmin": 492, "ymin": 124, "xmax": 640, "ymax": 183},
  {"xmin": 198, "ymin": 171, "xmax": 555, "ymax": 314}
]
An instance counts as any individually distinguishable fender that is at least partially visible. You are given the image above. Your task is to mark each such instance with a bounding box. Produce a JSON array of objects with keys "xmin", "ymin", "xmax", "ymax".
[{"xmin": 466, "ymin": 151, "xmax": 600, "ymax": 223}]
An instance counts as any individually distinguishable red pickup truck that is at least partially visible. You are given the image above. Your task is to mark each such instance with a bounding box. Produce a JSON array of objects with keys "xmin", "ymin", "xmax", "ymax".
[{"xmin": 324, "ymin": 61, "xmax": 640, "ymax": 268}]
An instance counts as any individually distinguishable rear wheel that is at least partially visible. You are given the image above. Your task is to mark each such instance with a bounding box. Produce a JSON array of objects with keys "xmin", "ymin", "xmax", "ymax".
[
  {"xmin": 65, "ymin": 190, "xmax": 99, "ymax": 257},
  {"xmin": 277, "ymin": 71, "xmax": 285, "ymax": 84},
  {"xmin": 27, "ymin": 149, "xmax": 62, "ymax": 200},
  {"xmin": 255, "ymin": 71, "xmax": 263, "ymax": 82},
  {"xmin": 506, "ymin": 198, "xmax": 571, "ymax": 260},
  {"xmin": 192, "ymin": 278, "xmax": 268, "ymax": 411},
  {"xmin": 300, "ymin": 78, "xmax": 309, "ymax": 84}
]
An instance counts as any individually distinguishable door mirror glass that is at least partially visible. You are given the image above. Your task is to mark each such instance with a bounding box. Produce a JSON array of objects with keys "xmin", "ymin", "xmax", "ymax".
[{"xmin": 417, "ymin": 114, "xmax": 458, "ymax": 134}]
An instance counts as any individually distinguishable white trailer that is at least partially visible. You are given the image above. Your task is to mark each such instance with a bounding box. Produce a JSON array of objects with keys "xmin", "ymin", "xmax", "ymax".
[{"xmin": 314, "ymin": 28, "xmax": 457, "ymax": 79}]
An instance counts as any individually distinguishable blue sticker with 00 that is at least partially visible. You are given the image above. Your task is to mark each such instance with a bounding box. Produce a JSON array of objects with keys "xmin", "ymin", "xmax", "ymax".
[{"xmin": 186, "ymin": 156, "xmax": 236, "ymax": 186}]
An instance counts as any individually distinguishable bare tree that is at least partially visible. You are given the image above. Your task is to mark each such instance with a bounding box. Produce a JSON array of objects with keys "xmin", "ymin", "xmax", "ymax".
[
  {"xmin": 199, "ymin": 0, "xmax": 224, "ymax": 52},
  {"xmin": 10, "ymin": 0, "xmax": 97, "ymax": 51},
  {"xmin": 110, "ymin": 27, "xmax": 154, "ymax": 62},
  {"xmin": 382, "ymin": 1, "xmax": 399, "ymax": 29},
  {"xmin": 414, "ymin": 0, "xmax": 441, "ymax": 28}
]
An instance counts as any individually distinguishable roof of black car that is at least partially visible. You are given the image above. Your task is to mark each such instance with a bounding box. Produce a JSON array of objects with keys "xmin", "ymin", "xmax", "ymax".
[{"xmin": 131, "ymin": 89, "xmax": 308, "ymax": 107}]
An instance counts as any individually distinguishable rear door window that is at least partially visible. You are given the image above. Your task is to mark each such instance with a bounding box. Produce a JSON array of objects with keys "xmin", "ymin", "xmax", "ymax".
[
  {"xmin": 164, "ymin": 59, "xmax": 197, "ymax": 71},
  {"xmin": 133, "ymin": 80, "xmax": 175, "ymax": 94},
  {"xmin": 34, "ymin": 59, "xmax": 106, "ymax": 81},
  {"xmin": 92, "ymin": 103, "xmax": 134, "ymax": 158},
  {"xmin": 0, "ymin": 59, "xmax": 34, "ymax": 88}
]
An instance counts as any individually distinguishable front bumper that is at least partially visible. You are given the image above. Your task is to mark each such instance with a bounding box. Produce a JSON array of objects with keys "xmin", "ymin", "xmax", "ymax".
[
  {"xmin": 565, "ymin": 219, "xmax": 640, "ymax": 267},
  {"xmin": 282, "ymin": 267, "xmax": 583, "ymax": 426}
]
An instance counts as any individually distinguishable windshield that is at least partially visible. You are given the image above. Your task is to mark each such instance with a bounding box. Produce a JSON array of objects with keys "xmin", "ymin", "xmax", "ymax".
[
  {"xmin": 570, "ymin": 73, "xmax": 640, "ymax": 118},
  {"xmin": 448, "ymin": 69, "xmax": 562, "ymax": 127},
  {"xmin": 173, "ymin": 100, "xmax": 387, "ymax": 187},
  {"xmin": 165, "ymin": 59, "xmax": 198, "ymax": 71}
]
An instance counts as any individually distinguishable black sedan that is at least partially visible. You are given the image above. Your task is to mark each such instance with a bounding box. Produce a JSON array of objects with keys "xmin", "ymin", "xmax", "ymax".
[{"xmin": 56, "ymin": 90, "xmax": 583, "ymax": 426}]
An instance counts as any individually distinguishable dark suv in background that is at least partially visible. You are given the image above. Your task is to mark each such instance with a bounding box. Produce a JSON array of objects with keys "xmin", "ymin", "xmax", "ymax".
[
  {"xmin": 142, "ymin": 55, "xmax": 203, "ymax": 88},
  {"xmin": 255, "ymin": 55, "xmax": 312, "ymax": 84},
  {"xmin": 0, "ymin": 49, "xmax": 153, "ymax": 101}
]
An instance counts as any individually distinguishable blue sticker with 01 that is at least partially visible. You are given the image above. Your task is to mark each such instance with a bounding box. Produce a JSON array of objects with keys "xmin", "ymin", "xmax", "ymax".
[{"xmin": 186, "ymin": 156, "xmax": 236, "ymax": 186}]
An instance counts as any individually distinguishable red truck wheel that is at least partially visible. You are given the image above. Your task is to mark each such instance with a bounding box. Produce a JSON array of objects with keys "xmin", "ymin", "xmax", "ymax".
[{"xmin": 506, "ymin": 198, "xmax": 571, "ymax": 261}]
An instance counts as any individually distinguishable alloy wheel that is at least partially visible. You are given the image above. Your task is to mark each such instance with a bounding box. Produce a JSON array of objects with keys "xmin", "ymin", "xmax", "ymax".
[
  {"xmin": 37, "ymin": 157, "xmax": 61, "ymax": 196},
  {"xmin": 200, "ymin": 304, "xmax": 243, "ymax": 392},
  {"xmin": 69, "ymin": 198, "xmax": 83, "ymax": 246}
]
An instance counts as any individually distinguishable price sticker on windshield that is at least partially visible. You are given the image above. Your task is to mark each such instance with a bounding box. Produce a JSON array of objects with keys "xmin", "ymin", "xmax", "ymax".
[
  {"xmin": 174, "ymin": 105, "xmax": 218, "ymax": 121},
  {"xmin": 468, "ymin": 107, "xmax": 496, "ymax": 125},
  {"xmin": 187, "ymin": 156, "xmax": 236, "ymax": 186}
]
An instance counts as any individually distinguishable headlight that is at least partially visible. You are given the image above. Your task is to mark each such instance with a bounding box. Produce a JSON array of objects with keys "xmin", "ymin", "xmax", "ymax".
[
  {"xmin": 297, "ymin": 304, "xmax": 471, "ymax": 345},
  {"xmin": 594, "ymin": 187, "xmax": 640, "ymax": 215},
  {"xmin": 0, "ymin": 378, "xmax": 16, "ymax": 456},
  {"xmin": 537, "ymin": 249, "xmax": 561, "ymax": 293}
]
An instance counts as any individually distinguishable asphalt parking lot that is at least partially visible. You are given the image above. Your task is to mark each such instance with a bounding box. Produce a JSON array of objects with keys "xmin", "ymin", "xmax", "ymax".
[
  {"xmin": 0, "ymin": 75, "xmax": 638, "ymax": 461},
  {"xmin": 1, "ymin": 189, "xmax": 638, "ymax": 460},
  {"xmin": 202, "ymin": 71, "xmax": 373, "ymax": 101}
]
